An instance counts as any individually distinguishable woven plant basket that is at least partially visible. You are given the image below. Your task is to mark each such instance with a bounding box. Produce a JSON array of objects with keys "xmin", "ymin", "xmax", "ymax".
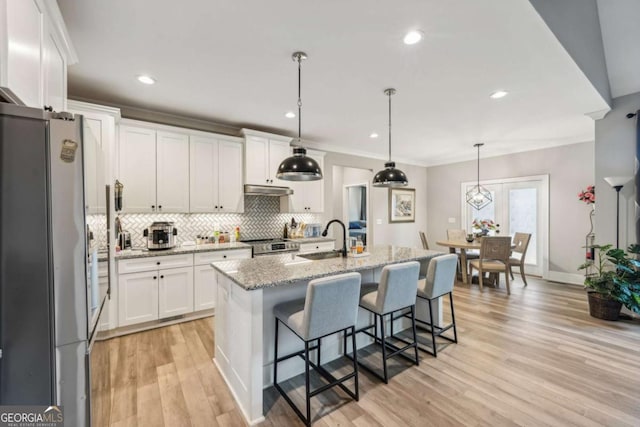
[{"xmin": 587, "ymin": 292, "xmax": 622, "ymax": 321}]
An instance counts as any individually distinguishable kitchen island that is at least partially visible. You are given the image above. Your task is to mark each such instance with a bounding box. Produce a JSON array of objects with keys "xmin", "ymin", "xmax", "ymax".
[{"xmin": 210, "ymin": 245, "xmax": 444, "ymax": 424}]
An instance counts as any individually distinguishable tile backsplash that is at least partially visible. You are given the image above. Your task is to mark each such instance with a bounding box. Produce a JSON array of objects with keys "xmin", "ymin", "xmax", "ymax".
[{"xmin": 116, "ymin": 196, "xmax": 323, "ymax": 249}]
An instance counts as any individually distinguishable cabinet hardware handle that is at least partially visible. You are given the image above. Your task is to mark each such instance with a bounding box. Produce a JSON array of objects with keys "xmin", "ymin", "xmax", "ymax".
[
  {"xmin": 156, "ymin": 262, "xmax": 160, "ymax": 265},
  {"xmin": 215, "ymin": 205, "xmax": 218, "ymax": 209},
  {"xmin": 223, "ymin": 255, "xmax": 227, "ymax": 258},
  {"xmin": 151, "ymin": 205, "xmax": 155, "ymax": 210},
  {"xmin": 266, "ymin": 179, "xmax": 268, "ymax": 183},
  {"xmin": 160, "ymin": 275, "xmax": 164, "ymax": 279},
  {"xmin": 153, "ymin": 276, "xmax": 157, "ymax": 280},
  {"xmin": 158, "ymin": 205, "xmax": 162, "ymax": 209},
  {"xmin": 220, "ymin": 206, "xmax": 223, "ymax": 209}
]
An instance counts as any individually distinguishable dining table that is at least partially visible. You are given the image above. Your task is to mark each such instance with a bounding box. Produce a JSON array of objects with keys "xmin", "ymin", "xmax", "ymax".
[{"xmin": 435, "ymin": 239, "xmax": 481, "ymax": 284}]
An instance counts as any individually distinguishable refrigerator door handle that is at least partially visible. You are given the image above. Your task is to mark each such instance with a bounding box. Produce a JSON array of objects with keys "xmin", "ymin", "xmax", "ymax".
[{"xmin": 105, "ymin": 184, "xmax": 112, "ymax": 299}]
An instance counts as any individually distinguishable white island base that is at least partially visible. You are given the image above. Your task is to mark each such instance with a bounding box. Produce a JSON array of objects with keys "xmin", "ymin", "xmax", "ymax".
[{"xmin": 213, "ymin": 265, "xmax": 442, "ymax": 425}]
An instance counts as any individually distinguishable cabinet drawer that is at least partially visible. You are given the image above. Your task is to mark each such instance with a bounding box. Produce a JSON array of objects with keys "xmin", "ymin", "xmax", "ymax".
[
  {"xmin": 117, "ymin": 254, "xmax": 193, "ymax": 274},
  {"xmin": 298, "ymin": 241, "xmax": 335, "ymax": 254},
  {"xmin": 194, "ymin": 249, "xmax": 252, "ymax": 265}
]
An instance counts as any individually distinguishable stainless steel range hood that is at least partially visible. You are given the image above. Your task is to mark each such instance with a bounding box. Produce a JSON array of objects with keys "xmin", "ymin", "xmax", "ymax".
[{"xmin": 244, "ymin": 184, "xmax": 293, "ymax": 196}]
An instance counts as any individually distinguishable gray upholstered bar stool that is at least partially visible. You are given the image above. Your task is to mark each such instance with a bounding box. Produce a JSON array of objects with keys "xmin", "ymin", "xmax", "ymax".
[
  {"xmin": 273, "ymin": 272, "xmax": 362, "ymax": 427},
  {"xmin": 346, "ymin": 261, "xmax": 421, "ymax": 384},
  {"xmin": 413, "ymin": 254, "xmax": 458, "ymax": 356}
]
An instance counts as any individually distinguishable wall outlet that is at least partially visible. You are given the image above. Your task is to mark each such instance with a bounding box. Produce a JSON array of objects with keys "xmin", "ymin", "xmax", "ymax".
[
  {"xmin": 448, "ymin": 217, "xmax": 456, "ymax": 224},
  {"xmin": 376, "ymin": 218, "xmax": 382, "ymax": 225}
]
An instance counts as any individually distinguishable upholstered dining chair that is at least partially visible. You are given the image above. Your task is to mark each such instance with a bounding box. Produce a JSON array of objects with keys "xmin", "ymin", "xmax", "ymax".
[
  {"xmin": 509, "ymin": 232, "xmax": 532, "ymax": 286},
  {"xmin": 419, "ymin": 231, "xmax": 429, "ymax": 250},
  {"xmin": 447, "ymin": 229, "xmax": 478, "ymax": 277},
  {"xmin": 469, "ymin": 236, "xmax": 512, "ymax": 294}
]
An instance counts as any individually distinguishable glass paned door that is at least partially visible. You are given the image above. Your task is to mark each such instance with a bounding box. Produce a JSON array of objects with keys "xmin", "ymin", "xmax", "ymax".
[{"xmin": 462, "ymin": 177, "xmax": 547, "ymax": 277}]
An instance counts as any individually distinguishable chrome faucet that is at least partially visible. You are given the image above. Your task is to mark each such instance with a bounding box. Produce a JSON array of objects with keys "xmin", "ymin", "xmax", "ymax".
[{"xmin": 322, "ymin": 219, "xmax": 347, "ymax": 257}]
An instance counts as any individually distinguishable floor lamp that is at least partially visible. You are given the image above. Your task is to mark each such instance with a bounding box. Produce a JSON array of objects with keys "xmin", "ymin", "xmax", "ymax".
[{"xmin": 604, "ymin": 176, "xmax": 632, "ymax": 249}]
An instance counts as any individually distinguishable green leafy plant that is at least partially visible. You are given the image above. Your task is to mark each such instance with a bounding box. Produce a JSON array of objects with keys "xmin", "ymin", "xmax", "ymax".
[{"xmin": 579, "ymin": 244, "xmax": 640, "ymax": 314}]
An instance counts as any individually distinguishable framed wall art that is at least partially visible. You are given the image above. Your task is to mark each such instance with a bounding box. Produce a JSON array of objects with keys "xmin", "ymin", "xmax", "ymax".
[{"xmin": 389, "ymin": 188, "xmax": 415, "ymax": 223}]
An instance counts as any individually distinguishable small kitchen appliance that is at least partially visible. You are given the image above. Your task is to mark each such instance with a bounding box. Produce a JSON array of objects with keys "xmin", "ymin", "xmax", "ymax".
[
  {"xmin": 144, "ymin": 221, "xmax": 178, "ymax": 250},
  {"xmin": 118, "ymin": 230, "xmax": 132, "ymax": 249}
]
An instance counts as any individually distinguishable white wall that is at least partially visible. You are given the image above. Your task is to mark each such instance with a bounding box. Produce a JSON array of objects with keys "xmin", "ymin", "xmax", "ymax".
[
  {"xmin": 426, "ymin": 142, "xmax": 594, "ymax": 281},
  {"xmin": 325, "ymin": 153, "xmax": 428, "ymax": 249},
  {"xmin": 594, "ymin": 91, "xmax": 640, "ymax": 249}
]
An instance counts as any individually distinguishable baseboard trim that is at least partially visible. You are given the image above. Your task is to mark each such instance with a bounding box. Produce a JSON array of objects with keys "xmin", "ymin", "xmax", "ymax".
[
  {"xmin": 96, "ymin": 309, "xmax": 214, "ymax": 340},
  {"xmin": 547, "ymin": 271, "xmax": 584, "ymax": 286}
]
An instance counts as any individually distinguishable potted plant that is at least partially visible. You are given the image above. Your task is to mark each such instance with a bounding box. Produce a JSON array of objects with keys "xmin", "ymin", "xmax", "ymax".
[{"xmin": 579, "ymin": 244, "xmax": 640, "ymax": 320}]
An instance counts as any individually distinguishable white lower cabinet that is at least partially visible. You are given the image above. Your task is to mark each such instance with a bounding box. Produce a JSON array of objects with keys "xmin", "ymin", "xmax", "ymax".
[
  {"xmin": 193, "ymin": 248, "xmax": 252, "ymax": 311},
  {"xmin": 158, "ymin": 266, "xmax": 194, "ymax": 318},
  {"xmin": 118, "ymin": 270, "xmax": 159, "ymax": 327},
  {"xmin": 116, "ymin": 249, "xmax": 251, "ymax": 329},
  {"xmin": 194, "ymin": 264, "xmax": 216, "ymax": 311}
]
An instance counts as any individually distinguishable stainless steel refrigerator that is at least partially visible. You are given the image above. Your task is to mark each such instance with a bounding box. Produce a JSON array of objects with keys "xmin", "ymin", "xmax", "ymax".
[{"xmin": 0, "ymin": 101, "xmax": 111, "ymax": 426}]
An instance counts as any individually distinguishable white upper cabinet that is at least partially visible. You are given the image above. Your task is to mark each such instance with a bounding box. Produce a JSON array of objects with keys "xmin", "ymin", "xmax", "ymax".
[
  {"xmin": 282, "ymin": 149, "xmax": 325, "ymax": 213},
  {"xmin": 5, "ymin": 0, "xmax": 43, "ymax": 107},
  {"xmin": 243, "ymin": 130, "xmax": 293, "ymax": 186},
  {"xmin": 189, "ymin": 135, "xmax": 218, "ymax": 212},
  {"xmin": 1, "ymin": 1, "xmax": 76, "ymax": 109},
  {"xmin": 190, "ymin": 135, "xmax": 243, "ymax": 213},
  {"xmin": 156, "ymin": 131, "xmax": 190, "ymax": 213},
  {"xmin": 217, "ymin": 140, "xmax": 243, "ymax": 212},
  {"xmin": 119, "ymin": 120, "xmax": 244, "ymax": 213},
  {"xmin": 119, "ymin": 125, "xmax": 157, "ymax": 213}
]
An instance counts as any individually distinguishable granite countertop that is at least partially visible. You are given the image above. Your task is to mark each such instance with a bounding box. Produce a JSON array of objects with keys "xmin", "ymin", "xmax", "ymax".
[
  {"xmin": 284, "ymin": 237, "xmax": 335, "ymax": 243},
  {"xmin": 115, "ymin": 242, "xmax": 252, "ymax": 260},
  {"xmin": 211, "ymin": 245, "xmax": 444, "ymax": 291}
]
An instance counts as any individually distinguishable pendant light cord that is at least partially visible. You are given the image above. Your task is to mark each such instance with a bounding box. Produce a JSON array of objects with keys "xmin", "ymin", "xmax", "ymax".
[
  {"xmin": 477, "ymin": 144, "xmax": 480, "ymax": 187},
  {"xmin": 297, "ymin": 55, "xmax": 302, "ymax": 144},
  {"xmin": 388, "ymin": 90, "xmax": 392, "ymax": 161}
]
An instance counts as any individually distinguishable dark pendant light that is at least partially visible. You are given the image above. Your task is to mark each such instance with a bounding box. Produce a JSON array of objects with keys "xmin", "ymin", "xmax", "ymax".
[
  {"xmin": 465, "ymin": 143, "xmax": 492, "ymax": 210},
  {"xmin": 276, "ymin": 51, "xmax": 323, "ymax": 181},
  {"xmin": 373, "ymin": 88, "xmax": 408, "ymax": 187}
]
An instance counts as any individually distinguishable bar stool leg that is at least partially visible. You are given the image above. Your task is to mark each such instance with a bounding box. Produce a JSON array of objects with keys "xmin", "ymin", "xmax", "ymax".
[
  {"xmin": 350, "ymin": 326, "xmax": 359, "ymax": 401},
  {"xmin": 411, "ymin": 305, "xmax": 419, "ymax": 366},
  {"xmin": 317, "ymin": 338, "xmax": 321, "ymax": 365},
  {"xmin": 274, "ymin": 317, "xmax": 279, "ymax": 384},
  {"xmin": 449, "ymin": 292, "xmax": 458, "ymax": 343},
  {"xmin": 428, "ymin": 299, "xmax": 437, "ymax": 357},
  {"xmin": 304, "ymin": 341, "xmax": 311, "ymax": 426},
  {"xmin": 380, "ymin": 313, "xmax": 388, "ymax": 384}
]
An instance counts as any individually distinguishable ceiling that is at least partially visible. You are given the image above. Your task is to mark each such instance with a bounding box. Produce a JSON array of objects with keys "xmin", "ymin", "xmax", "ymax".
[
  {"xmin": 597, "ymin": 0, "xmax": 640, "ymax": 98},
  {"xmin": 57, "ymin": 0, "xmax": 609, "ymax": 166}
]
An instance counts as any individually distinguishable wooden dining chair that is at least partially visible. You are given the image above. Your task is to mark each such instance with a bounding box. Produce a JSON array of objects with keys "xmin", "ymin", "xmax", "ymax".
[
  {"xmin": 419, "ymin": 231, "xmax": 429, "ymax": 250},
  {"xmin": 469, "ymin": 236, "xmax": 512, "ymax": 294},
  {"xmin": 509, "ymin": 232, "xmax": 531, "ymax": 286}
]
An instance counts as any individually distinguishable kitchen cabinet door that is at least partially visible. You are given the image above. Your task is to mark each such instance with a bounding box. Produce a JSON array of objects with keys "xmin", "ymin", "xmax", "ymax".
[
  {"xmin": 42, "ymin": 29, "xmax": 66, "ymax": 111},
  {"xmin": 156, "ymin": 131, "xmax": 190, "ymax": 213},
  {"xmin": 284, "ymin": 151, "xmax": 324, "ymax": 213},
  {"xmin": 268, "ymin": 140, "xmax": 291, "ymax": 185},
  {"xmin": 245, "ymin": 136, "xmax": 269, "ymax": 185},
  {"xmin": 5, "ymin": 0, "xmax": 43, "ymax": 108},
  {"xmin": 217, "ymin": 140, "xmax": 243, "ymax": 212},
  {"xmin": 118, "ymin": 271, "xmax": 159, "ymax": 327},
  {"xmin": 158, "ymin": 266, "xmax": 194, "ymax": 318},
  {"xmin": 119, "ymin": 126, "xmax": 157, "ymax": 212},
  {"xmin": 189, "ymin": 135, "xmax": 218, "ymax": 212},
  {"xmin": 194, "ymin": 264, "xmax": 216, "ymax": 311}
]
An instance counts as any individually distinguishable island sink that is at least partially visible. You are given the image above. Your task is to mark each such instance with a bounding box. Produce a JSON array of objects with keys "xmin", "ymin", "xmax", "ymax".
[{"xmin": 298, "ymin": 250, "xmax": 343, "ymax": 260}]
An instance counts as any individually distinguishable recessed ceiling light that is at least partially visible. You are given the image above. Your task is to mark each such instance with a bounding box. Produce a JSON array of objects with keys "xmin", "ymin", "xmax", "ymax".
[
  {"xmin": 369, "ymin": 132, "xmax": 379, "ymax": 139},
  {"xmin": 490, "ymin": 90, "xmax": 508, "ymax": 99},
  {"xmin": 403, "ymin": 30, "xmax": 424, "ymax": 45},
  {"xmin": 285, "ymin": 111, "xmax": 296, "ymax": 118},
  {"xmin": 137, "ymin": 75, "xmax": 156, "ymax": 85}
]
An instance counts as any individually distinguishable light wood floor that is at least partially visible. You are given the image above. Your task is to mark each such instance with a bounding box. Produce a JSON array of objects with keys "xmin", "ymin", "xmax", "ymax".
[{"xmin": 96, "ymin": 277, "xmax": 640, "ymax": 427}]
